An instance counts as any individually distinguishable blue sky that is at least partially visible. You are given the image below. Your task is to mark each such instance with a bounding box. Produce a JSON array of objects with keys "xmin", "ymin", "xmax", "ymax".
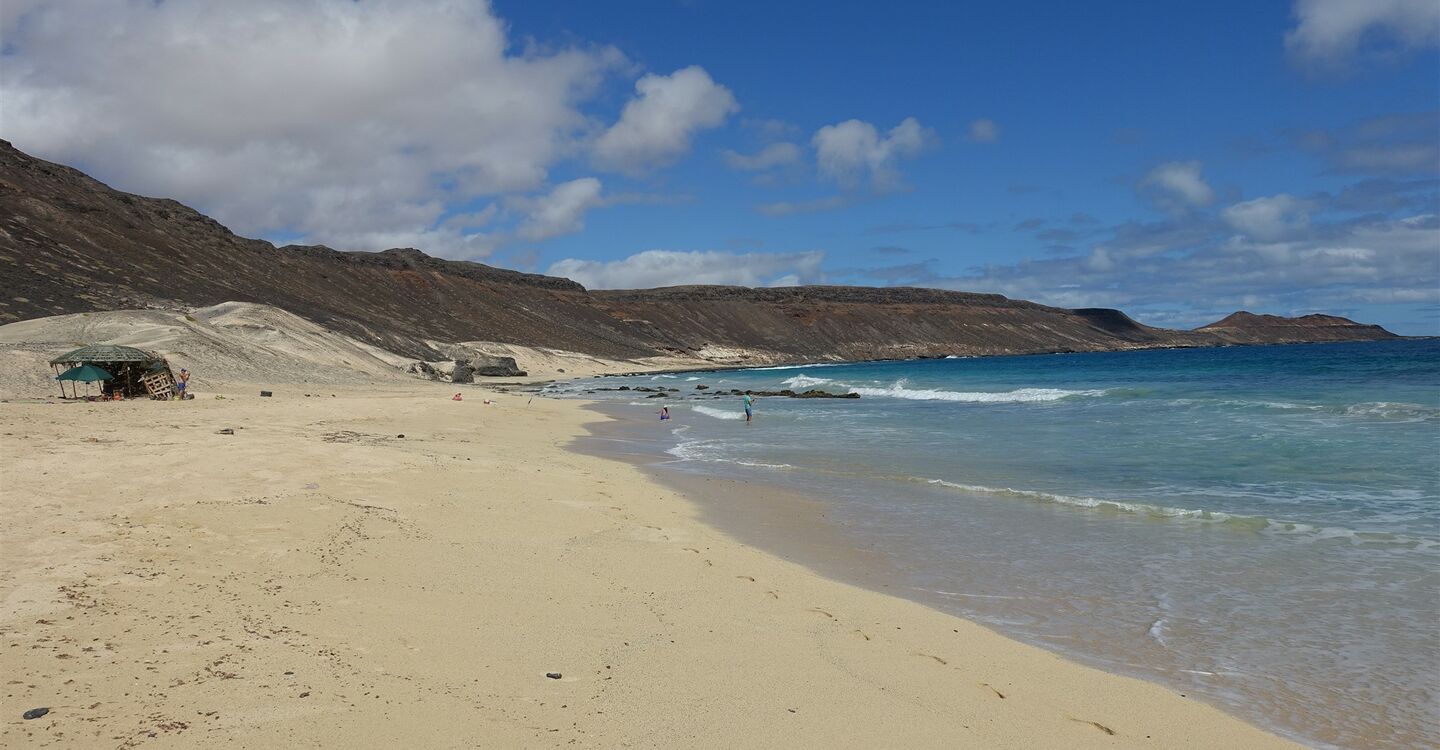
[{"xmin": 3, "ymin": 0, "xmax": 1437, "ymax": 332}]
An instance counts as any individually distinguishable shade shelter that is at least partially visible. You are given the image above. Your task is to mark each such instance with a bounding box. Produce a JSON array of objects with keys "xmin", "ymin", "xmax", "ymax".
[
  {"xmin": 49, "ymin": 345, "xmax": 177, "ymax": 399},
  {"xmin": 55, "ymin": 364, "xmax": 113, "ymax": 399}
]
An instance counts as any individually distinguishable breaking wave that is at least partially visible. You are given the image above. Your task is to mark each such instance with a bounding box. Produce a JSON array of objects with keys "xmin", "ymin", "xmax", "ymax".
[
  {"xmin": 781, "ymin": 374, "xmax": 833, "ymax": 388},
  {"xmin": 743, "ymin": 362, "xmax": 847, "ymax": 371},
  {"xmin": 690, "ymin": 405, "xmax": 746, "ymax": 420},
  {"xmin": 920, "ymin": 479, "xmax": 1438, "ymax": 551},
  {"xmin": 843, "ymin": 379, "xmax": 1107, "ymax": 403},
  {"xmin": 1343, "ymin": 401, "xmax": 1439, "ymax": 422}
]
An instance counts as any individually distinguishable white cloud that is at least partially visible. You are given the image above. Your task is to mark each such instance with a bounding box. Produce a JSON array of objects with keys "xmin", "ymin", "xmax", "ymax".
[
  {"xmin": 966, "ymin": 119, "xmax": 1001, "ymax": 143},
  {"xmin": 547, "ymin": 249, "xmax": 825, "ymax": 289},
  {"xmin": 512, "ymin": 178, "xmax": 605, "ymax": 241},
  {"xmin": 1286, "ymin": 0, "xmax": 1440, "ymax": 67},
  {"xmin": 1222, "ymin": 194, "xmax": 1313, "ymax": 240},
  {"xmin": 592, "ymin": 66, "xmax": 739, "ymax": 174},
  {"xmin": 756, "ymin": 196, "xmax": 850, "ymax": 216},
  {"xmin": 722, "ymin": 142, "xmax": 802, "ymax": 171},
  {"xmin": 812, "ymin": 117, "xmax": 934, "ymax": 191},
  {"xmin": 943, "ymin": 213, "xmax": 1440, "ymax": 327},
  {"xmin": 1143, "ymin": 161, "xmax": 1215, "ymax": 209},
  {"xmin": 0, "ymin": 0, "xmax": 631, "ymax": 257}
]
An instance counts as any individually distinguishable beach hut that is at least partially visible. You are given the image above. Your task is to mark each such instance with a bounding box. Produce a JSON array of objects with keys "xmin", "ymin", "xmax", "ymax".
[{"xmin": 49, "ymin": 345, "xmax": 177, "ymax": 399}]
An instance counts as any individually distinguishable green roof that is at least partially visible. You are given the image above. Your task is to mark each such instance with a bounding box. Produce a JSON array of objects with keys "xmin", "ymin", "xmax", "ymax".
[
  {"xmin": 50, "ymin": 344, "xmax": 158, "ymax": 365},
  {"xmin": 56, "ymin": 364, "xmax": 114, "ymax": 382}
]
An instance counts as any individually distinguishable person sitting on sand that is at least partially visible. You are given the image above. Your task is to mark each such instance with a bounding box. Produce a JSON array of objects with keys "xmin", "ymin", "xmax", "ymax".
[
  {"xmin": 743, "ymin": 391, "xmax": 754, "ymax": 423},
  {"xmin": 176, "ymin": 368, "xmax": 190, "ymax": 400}
]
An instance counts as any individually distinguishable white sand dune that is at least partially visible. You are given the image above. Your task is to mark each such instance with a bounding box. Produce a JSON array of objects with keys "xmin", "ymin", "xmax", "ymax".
[
  {"xmin": 0, "ymin": 302, "xmax": 409, "ymax": 395},
  {"xmin": 0, "ymin": 302, "xmax": 710, "ymax": 398}
]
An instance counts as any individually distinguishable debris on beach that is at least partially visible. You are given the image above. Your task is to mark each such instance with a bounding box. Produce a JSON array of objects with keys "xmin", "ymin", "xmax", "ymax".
[
  {"xmin": 545, "ymin": 672, "xmax": 562, "ymax": 680},
  {"xmin": 217, "ymin": 428, "xmax": 234, "ymax": 435},
  {"xmin": 23, "ymin": 707, "xmax": 50, "ymax": 720}
]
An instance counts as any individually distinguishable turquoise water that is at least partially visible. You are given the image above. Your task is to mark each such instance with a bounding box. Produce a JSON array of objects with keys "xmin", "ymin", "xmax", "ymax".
[{"xmin": 554, "ymin": 340, "xmax": 1440, "ymax": 749}]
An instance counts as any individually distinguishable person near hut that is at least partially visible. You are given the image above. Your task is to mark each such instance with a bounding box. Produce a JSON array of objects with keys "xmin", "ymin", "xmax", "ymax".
[{"xmin": 177, "ymin": 368, "xmax": 190, "ymax": 399}]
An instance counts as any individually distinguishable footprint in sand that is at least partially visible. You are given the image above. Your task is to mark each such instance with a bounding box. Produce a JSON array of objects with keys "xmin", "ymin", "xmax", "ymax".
[
  {"xmin": 914, "ymin": 653, "xmax": 947, "ymax": 665},
  {"xmin": 981, "ymin": 683, "xmax": 1006, "ymax": 699},
  {"xmin": 735, "ymin": 575, "xmax": 755, "ymax": 582},
  {"xmin": 808, "ymin": 608, "xmax": 834, "ymax": 619},
  {"xmin": 853, "ymin": 629, "xmax": 870, "ymax": 641},
  {"xmin": 681, "ymin": 547, "xmax": 700, "ymax": 554}
]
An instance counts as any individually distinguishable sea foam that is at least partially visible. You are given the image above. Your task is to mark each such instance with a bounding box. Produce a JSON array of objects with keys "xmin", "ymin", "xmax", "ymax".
[
  {"xmin": 690, "ymin": 405, "xmax": 745, "ymax": 420},
  {"xmin": 844, "ymin": 379, "xmax": 1107, "ymax": 403},
  {"xmin": 781, "ymin": 374, "xmax": 832, "ymax": 388}
]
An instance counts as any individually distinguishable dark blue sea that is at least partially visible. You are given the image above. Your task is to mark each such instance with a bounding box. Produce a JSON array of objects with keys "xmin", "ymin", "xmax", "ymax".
[{"xmin": 553, "ymin": 340, "xmax": 1440, "ymax": 749}]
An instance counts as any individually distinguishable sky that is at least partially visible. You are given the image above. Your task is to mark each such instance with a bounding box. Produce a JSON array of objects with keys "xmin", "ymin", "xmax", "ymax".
[{"xmin": 2, "ymin": 1, "xmax": 1438, "ymax": 334}]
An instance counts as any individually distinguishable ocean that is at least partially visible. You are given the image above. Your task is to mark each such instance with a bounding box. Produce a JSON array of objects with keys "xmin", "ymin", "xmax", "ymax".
[{"xmin": 550, "ymin": 339, "xmax": 1440, "ymax": 749}]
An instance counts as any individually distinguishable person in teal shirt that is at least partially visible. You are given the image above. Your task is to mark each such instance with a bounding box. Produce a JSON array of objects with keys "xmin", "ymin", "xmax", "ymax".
[{"xmin": 743, "ymin": 391, "xmax": 754, "ymax": 422}]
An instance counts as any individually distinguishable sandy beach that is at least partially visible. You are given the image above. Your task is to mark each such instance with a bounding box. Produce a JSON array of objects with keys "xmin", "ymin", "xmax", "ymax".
[
  {"xmin": 0, "ymin": 380, "xmax": 1307, "ymax": 748},
  {"xmin": 1, "ymin": 381, "xmax": 1302, "ymax": 749}
]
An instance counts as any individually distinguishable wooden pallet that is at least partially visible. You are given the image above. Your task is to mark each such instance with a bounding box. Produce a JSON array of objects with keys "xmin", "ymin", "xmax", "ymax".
[{"xmin": 142, "ymin": 369, "xmax": 177, "ymax": 398}]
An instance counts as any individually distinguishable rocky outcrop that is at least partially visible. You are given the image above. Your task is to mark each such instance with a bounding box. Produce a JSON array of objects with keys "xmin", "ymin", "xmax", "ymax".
[
  {"xmin": 469, "ymin": 355, "xmax": 526, "ymax": 378},
  {"xmin": 0, "ymin": 140, "xmax": 1400, "ymax": 365}
]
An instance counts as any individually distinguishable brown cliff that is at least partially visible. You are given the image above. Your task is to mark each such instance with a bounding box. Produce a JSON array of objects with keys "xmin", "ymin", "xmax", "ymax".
[{"xmin": 0, "ymin": 140, "xmax": 1399, "ymax": 364}]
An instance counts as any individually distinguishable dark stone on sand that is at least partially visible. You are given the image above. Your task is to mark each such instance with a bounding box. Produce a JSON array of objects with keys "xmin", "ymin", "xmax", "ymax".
[
  {"xmin": 259, "ymin": 391, "xmax": 273, "ymax": 397},
  {"xmin": 406, "ymin": 361, "xmax": 441, "ymax": 380},
  {"xmin": 396, "ymin": 434, "xmax": 404, "ymax": 438},
  {"xmin": 546, "ymin": 672, "xmax": 562, "ymax": 679},
  {"xmin": 23, "ymin": 707, "xmax": 49, "ymax": 720}
]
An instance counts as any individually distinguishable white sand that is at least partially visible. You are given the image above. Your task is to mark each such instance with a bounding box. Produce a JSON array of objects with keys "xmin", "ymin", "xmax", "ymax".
[{"xmin": 0, "ymin": 381, "xmax": 1300, "ymax": 748}]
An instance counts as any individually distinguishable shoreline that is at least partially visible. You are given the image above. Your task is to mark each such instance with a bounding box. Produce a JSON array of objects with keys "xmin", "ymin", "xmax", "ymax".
[
  {"xmin": 573, "ymin": 401, "xmax": 1339, "ymax": 749},
  {"xmin": 594, "ymin": 337, "xmax": 1427, "ymax": 379},
  {"xmin": 0, "ymin": 382, "xmax": 1301, "ymax": 748}
]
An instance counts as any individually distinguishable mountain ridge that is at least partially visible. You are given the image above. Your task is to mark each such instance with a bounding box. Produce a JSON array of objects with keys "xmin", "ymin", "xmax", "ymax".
[{"xmin": 0, "ymin": 139, "xmax": 1398, "ymax": 365}]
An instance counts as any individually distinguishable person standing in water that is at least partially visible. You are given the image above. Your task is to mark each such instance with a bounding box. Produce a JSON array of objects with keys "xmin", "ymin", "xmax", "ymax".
[{"xmin": 743, "ymin": 391, "xmax": 754, "ymax": 423}]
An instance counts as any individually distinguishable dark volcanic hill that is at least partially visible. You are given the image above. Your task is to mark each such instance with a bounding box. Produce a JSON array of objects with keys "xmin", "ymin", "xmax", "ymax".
[
  {"xmin": 0, "ymin": 140, "xmax": 1398, "ymax": 363},
  {"xmin": 1196, "ymin": 312, "xmax": 1397, "ymax": 344}
]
